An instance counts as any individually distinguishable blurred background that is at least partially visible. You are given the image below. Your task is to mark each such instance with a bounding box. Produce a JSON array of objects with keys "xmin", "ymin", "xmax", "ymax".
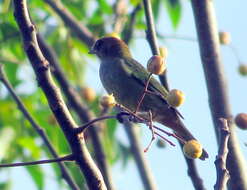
[{"xmin": 0, "ymin": 0, "xmax": 246, "ymax": 189}]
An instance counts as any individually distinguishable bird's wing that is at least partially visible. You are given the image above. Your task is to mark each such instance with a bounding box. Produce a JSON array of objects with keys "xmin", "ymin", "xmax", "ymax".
[
  {"xmin": 121, "ymin": 57, "xmax": 169, "ymax": 97},
  {"xmin": 120, "ymin": 57, "xmax": 184, "ymax": 119}
]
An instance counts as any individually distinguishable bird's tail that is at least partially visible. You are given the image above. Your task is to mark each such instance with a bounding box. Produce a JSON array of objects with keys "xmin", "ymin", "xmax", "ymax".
[{"xmin": 159, "ymin": 117, "xmax": 209, "ymax": 160}]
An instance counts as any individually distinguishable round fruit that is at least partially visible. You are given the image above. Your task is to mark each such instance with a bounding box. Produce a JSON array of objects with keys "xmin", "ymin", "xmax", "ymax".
[
  {"xmin": 219, "ymin": 31, "xmax": 231, "ymax": 45},
  {"xmin": 235, "ymin": 113, "xmax": 247, "ymax": 130},
  {"xmin": 167, "ymin": 89, "xmax": 185, "ymax": 107},
  {"xmin": 183, "ymin": 140, "xmax": 203, "ymax": 159},
  {"xmin": 81, "ymin": 87, "xmax": 96, "ymax": 102},
  {"xmin": 238, "ymin": 64, "xmax": 247, "ymax": 76},
  {"xmin": 100, "ymin": 94, "xmax": 116, "ymax": 109},
  {"xmin": 147, "ymin": 55, "xmax": 166, "ymax": 75}
]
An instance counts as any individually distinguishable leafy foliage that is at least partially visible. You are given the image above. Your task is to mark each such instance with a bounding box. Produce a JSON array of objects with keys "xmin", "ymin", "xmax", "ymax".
[{"xmin": 0, "ymin": 0, "xmax": 183, "ymax": 189}]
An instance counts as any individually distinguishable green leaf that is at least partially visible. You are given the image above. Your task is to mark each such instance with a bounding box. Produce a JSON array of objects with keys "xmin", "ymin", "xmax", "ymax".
[
  {"xmin": 17, "ymin": 137, "xmax": 41, "ymax": 159},
  {"xmin": 152, "ymin": 0, "xmax": 162, "ymax": 21},
  {"xmin": 163, "ymin": 0, "xmax": 182, "ymax": 29},
  {"xmin": 0, "ymin": 127, "xmax": 15, "ymax": 160},
  {"xmin": 2, "ymin": 63, "xmax": 22, "ymax": 87},
  {"xmin": 97, "ymin": 0, "xmax": 112, "ymax": 14},
  {"xmin": 26, "ymin": 165, "xmax": 44, "ymax": 190}
]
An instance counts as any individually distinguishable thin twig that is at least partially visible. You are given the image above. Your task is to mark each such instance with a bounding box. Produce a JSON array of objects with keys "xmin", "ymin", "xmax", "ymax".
[
  {"xmin": 0, "ymin": 155, "xmax": 74, "ymax": 168},
  {"xmin": 74, "ymin": 115, "xmax": 116, "ymax": 134},
  {"xmin": 191, "ymin": 1, "xmax": 247, "ymax": 189},
  {"xmin": 123, "ymin": 3, "xmax": 142, "ymax": 44},
  {"xmin": 135, "ymin": 73, "xmax": 152, "ymax": 113},
  {"xmin": 144, "ymin": 110, "xmax": 155, "ymax": 152},
  {"xmin": 214, "ymin": 118, "xmax": 230, "ymax": 190},
  {"xmin": 0, "ymin": 64, "xmax": 79, "ymax": 190},
  {"xmin": 13, "ymin": 1, "xmax": 106, "ymax": 189}
]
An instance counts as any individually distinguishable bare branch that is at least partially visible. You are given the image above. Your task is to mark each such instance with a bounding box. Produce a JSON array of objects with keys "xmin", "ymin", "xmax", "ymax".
[
  {"xmin": 13, "ymin": 1, "xmax": 106, "ymax": 189},
  {"xmin": 191, "ymin": 1, "xmax": 247, "ymax": 189},
  {"xmin": 0, "ymin": 64, "xmax": 79, "ymax": 190},
  {"xmin": 214, "ymin": 119, "xmax": 230, "ymax": 190},
  {"xmin": 0, "ymin": 155, "xmax": 74, "ymax": 168},
  {"xmin": 122, "ymin": 3, "xmax": 142, "ymax": 44},
  {"xmin": 74, "ymin": 115, "xmax": 117, "ymax": 134},
  {"xmin": 123, "ymin": 120, "xmax": 158, "ymax": 190}
]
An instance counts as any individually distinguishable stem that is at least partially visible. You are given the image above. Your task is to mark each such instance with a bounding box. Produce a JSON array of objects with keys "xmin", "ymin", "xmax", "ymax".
[
  {"xmin": 191, "ymin": 1, "xmax": 247, "ymax": 189},
  {"xmin": 13, "ymin": 1, "xmax": 106, "ymax": 189},
  {"xmin": 0, "ymin": 65, "xmax": 79, "ymax": 190},
  {"xmin": 74, "ymin": 115, "xmax": 116, "ymax": 134},
  {"xmin": 0, "ymin": 155, "xmax": 74, "ymax": 168},
  {"xmin": 214, "ymin": 119, "xmax": 230, "ymax": 190}
]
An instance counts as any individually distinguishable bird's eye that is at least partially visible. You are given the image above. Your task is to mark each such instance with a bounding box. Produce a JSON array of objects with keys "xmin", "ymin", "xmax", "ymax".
[{"xmin": 94, "ymin": 40, "xmax": 104, "ymax": 50}]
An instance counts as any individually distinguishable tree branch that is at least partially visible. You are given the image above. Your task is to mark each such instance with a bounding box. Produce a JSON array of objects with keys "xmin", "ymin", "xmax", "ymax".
[
  {"xmin": 142, "ymin": 1, "xmax": 205, "ymax": 189},
  {"xmin": 13, "ymin": 1, "xmax": 106, "ymax": 189},
  {"xmin": 214, "ymin": 119, "xmax": 230, "ymax": 190},
  {"xmin": 191, "ymin": 1, "xmax": 247, "ymax": 189},
  {"xmin": 43, "ymin": 0, "xmax": 96, "ymax": 47},
  {"xmin": 37, "ymin": 34, "xmax": 115, "ymax": 190},
  {"xmin": 122, "ymin": 3, "xmax": 142, "ymax": 44},
  {"xmin": 0, "ymin": 64, "xmax": 79, "ymax": 190},
  {"xmin": 0, "ymin": 155, "xmax": 74, "ymax": 168},
  {"xmin": 123, "ymin": 120, "xmax": 158, "ymax": 190}
]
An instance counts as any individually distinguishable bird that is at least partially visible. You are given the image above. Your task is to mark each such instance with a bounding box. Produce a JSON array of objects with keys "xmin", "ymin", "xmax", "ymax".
[{"xmin": 89, "ymin": 36, "xmax": 208, "ymax": 160}]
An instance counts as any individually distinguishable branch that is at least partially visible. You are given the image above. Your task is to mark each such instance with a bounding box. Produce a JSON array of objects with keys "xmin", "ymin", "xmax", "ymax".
[
  {"xmin": 142, "ymin": 1, "xmax": 206, "ymax": 188},
  {"xmin": 13, "ymin": 1, "xmax": 106, "ymax": 190},
  {"xmin": 123, "ymin": 120, "xmax": 158, "ymax": 190},
  {"xmin": 0, "ymin": 64, "xmax": 79, "ymax": 190},
  {"xmin": 191, "ymin": 1, "xmax": 247, "ymax": 189},
  {"xmin": 142, "ymin": 0, "xmax": 170, "ymax": 93},
  {"xmin": 214, "ymin": 118, "xmax": 230, "ymax": 190},
  {"xmin": 43, "ymin": 0, "xmax": 96, "ymax": 47},
  {"xmin": 179, "ymin": 142, "xmax": 206, "ymax": 190},
  {"xmin": 122, "ymin": 3, "xmax": 142, "ymax": 44},
  {"xmin": 36, "ymin": 34, "xmax": 115, "ymax": 190},
  {"xmin": 0, "ymin": 155, "xmax": 74, "ymax": 168},
  {"xmin": 74, "ymin": 115, "xmax": 116, "ymax": 134}
]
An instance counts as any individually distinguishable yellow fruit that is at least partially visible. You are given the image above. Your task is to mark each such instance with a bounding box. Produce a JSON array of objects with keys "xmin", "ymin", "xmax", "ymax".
[
  {"xmin": 183, "ymin": 140, "xmax": 203, "ymax": 159},
  {"xmin": 219, "ymin": 31, "xmax": 231, "ymax": 45},
  {"xmin": 159, "ymin": 47, "xmax": 168, "ymax": 59},
  {"xmin": 81, "ymin": 87, "xmax": 96, "ymax": 102},
  {"xmin": 104, "ymin": 32, "xmax": 121, "ymax": 39},
  {"xmin": 167, "ymin": 89, "xmax": 185, "ymax": 107},
  {"xmin": 235, "ymin": 113, "xmax": 247, "ymax": 130},
  {"xmin": 147, "ymin": 55, "xmax": 166, "ymax": 75},
  {"xmin": 100, "ymin": 94, "xmax": 116, "ymax": 109},
  {"xmin": 238, "ymin": 64, "xmax": 247, "ymax": 76}
]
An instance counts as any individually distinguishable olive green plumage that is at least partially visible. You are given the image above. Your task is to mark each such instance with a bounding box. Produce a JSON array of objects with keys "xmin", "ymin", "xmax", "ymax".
[{"xmin": 90, "ymin": 37, "xmax": 208, "ymax": 160}]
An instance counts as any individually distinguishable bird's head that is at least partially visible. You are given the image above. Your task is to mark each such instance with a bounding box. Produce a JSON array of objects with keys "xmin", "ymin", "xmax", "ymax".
[{"xmin": 89, "ymin": 37, "xmax": 132, "ymax": 59}]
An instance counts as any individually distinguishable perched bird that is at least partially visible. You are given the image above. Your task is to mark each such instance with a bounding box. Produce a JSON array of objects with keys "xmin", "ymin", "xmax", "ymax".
[{"xmin": 89, "ymin": 37, "xmax": 208, "ymax": 160}]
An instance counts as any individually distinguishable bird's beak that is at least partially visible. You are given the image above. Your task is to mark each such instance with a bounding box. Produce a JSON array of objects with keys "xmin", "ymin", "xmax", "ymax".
[{"xmin": 88, "ymin": 48, "xmax": 96, "ymax": 54}]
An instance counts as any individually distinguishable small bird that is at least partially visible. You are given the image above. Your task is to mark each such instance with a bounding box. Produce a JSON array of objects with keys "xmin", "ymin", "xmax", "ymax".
[{"xmin": 89, "ymin": 37, "xmax": 208, "ymax": 160}]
